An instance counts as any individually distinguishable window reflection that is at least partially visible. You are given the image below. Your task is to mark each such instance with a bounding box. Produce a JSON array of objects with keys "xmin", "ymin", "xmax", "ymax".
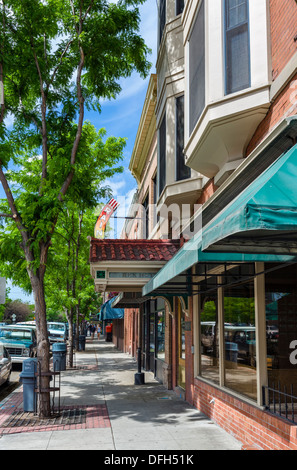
[
  {"xmin": 200, "ymin": 298, "xmax": 220, "ymax": 385},
  {"xmin": 157, "ymin": 310, "xmax": 165, "ymax": 360},
  {"xmin": 224, "ymin": 279, "xmax": 257, "ymax": 401},
  {"xmin": 265, "ymin": 263, "xmax": 297, "ymax": 395}
]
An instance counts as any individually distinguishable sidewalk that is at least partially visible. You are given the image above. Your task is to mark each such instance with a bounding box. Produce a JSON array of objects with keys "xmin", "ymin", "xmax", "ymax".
[{"xmin": 0, "ymin": 337, "xmax": 242, "ymax": 451}]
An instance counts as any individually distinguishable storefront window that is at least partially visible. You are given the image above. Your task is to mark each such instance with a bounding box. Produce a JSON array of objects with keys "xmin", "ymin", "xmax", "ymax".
[
  {"xmin": 200, "ymin": 297, "xmax": 219, "ymax": 385},
  {"xmin": 156, "ymin": 310, "xmax": 165, "ymax": 360},
  {"xmin": 265, "ymin": 263, "xmax": 297, "ymax": 394},
  {"xmin": 149, "ymin": 313, "xmax": 155, "ymax": 355},
  {"xmin": 224, "ymin": 277, "xmax": 257, "ymax": 401}
]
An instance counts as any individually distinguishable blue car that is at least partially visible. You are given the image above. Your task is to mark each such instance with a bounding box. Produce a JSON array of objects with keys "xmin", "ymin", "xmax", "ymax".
[{"xmin": 0, "ymin": 325, "xmax": 37, "ymax": 364}]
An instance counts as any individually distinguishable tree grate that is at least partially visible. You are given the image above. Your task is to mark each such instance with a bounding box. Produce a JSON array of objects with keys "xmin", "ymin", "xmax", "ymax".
[{"xmin": 1, "ymin": 407, "xmax": 87, "ymax": 429}]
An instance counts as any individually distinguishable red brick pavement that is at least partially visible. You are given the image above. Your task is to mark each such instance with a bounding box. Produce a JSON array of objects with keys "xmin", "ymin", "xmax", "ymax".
[{"xmin": 0, "ymin": 390, "xmax": 110, "ymax": 435}]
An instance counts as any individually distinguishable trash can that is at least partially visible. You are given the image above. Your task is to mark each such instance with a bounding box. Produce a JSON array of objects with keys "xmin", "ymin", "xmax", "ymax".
[
  {"xmin": 225, "ymin": 342, "xmax": 238, "ymax": 368},
  {"xmin": 79, "ymin": 335, "xmax": 86, "ymax": 351},
  {"xmin": 52, "ymin": 342, "xmax": 67, "ymax": 371},
  {"xmin": 20, "ymin": 358, "xmax": 38, "ymax": 412}
]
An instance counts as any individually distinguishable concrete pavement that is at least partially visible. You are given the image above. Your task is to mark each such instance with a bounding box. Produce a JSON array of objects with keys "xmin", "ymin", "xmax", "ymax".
[{"xmin": 0, "ymin": 337, "xmax": 242, "ymax": 451}]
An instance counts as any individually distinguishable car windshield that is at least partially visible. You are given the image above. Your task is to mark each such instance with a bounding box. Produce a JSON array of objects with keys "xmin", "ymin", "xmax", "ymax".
[
  {"xmin": 0, "ymin": 329, "xmax": 32, "ymax": 341},
  {"xmin": 48, "ymin": 324, "xmax": 65, "ymax": 331}
]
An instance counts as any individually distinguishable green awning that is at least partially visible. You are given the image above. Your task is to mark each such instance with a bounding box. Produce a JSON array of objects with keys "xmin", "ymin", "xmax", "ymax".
[
  {"xmin": 202, "ymin": 144, "xmax": 297, "ymax": 254},
  {"xmin": 143, "ymin": 144, "xmax": 297, "ymax": 297},
  {"xmin": 142, "ymin": 230, "xmax": 297, "ymax": 296}
]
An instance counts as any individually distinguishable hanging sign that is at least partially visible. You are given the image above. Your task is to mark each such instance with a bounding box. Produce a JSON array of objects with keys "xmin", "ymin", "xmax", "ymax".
[{"xmin": 94, "ymin": 198, "xmax": 120, "ymax": 239}]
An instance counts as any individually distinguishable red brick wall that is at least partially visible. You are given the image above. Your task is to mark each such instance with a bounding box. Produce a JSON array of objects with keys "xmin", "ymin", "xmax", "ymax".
[
  {"xmin": 196, "ymin": 179, "xmax": 218, "ymax": 206},
  {"xmin": 270, "ymin": 0, "xmax": 297, "ymax": 81},
  {"xmin": 247, "ymin": 71, "xmax": 297, "ymax": 155},
  {"xmin": 194, "ymin": 379, "xmax": 297, "ymax": 450},
  {"xmin": 124, "ymin": 308, "xmax": 139, "ymax": 358},
  {"xmin": 247, "ymin": 0, "xmax": 297, "ymax": 155}
]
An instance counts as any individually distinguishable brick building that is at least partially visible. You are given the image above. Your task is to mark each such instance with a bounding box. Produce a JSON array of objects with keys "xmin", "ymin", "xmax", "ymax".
[{"xmin": 91, "ymin": 0, "xmax": 297, "ymax": 450}]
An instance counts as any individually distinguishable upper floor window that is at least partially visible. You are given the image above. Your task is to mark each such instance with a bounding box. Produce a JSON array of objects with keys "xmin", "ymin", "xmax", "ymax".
[
  {"xmin": 176, "ymin": 95, "xmax": 191, "ymax": 181},
  {"xmin": 143, "ymin": 194, "xmax": 149, "ymax": 239},
  {"xmin": 159, "ymin": 0, "xmax": 166, "ymax": 45},
  {"xmin": 158, "ymin": 112, "xmax": 166, "ymax": 196},
  {"xmin": 189, "ymin": 0, "xmax": 205, "ymax": 134},
  {"xmin": 224, "ymin": 0, "xmax": 250, "ymax": 95},
  {"xmin": 176, "ymin": 0, "xmax": 184, "ymax": 16}
]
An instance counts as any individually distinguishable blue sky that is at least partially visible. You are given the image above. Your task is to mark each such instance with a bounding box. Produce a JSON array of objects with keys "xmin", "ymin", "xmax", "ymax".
[{"xmin": 3, "ymin": 0, "xmax": 158, "ymax": 302}]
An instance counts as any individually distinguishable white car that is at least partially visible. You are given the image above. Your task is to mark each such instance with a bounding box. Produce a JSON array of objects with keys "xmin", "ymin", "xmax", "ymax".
[
  {"xmin": 0, "ymin": 344, "xmax": 12, "ymax": 386},
  {"xmin": 47, "ymin": 322, "xmax": 67, "ymax": 344}
]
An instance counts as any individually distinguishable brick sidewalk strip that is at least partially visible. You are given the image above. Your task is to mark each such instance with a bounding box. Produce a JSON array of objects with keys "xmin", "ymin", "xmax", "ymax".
[{"xmin": 0, "ymin": 390, "xmax": 110, "ymax": 435}]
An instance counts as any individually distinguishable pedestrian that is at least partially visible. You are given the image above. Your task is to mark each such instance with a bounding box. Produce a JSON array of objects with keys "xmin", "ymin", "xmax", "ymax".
[
  {"xmin": 106, "ymin": 323, "xmax": 112, "ymax": 342},
  {"xmin": 97, "ymin": 324, "xmax": 101, "ymax": 339},
  {"xmin": 91, "ymin": 324, "xmax": 95, "ymax": 340}
]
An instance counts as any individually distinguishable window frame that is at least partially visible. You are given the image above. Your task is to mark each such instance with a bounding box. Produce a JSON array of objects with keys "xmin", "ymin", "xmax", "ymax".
[
  {"xmin": 175, "ymin": 94, "xmax": 191, "ymax": 182},
  {"xmin": 188, "ymin": 0, "xmax": 205, "ymax": 135},
  {"xmin": 224, "ymin": 0, "xmax": 251, "ymax": 96},
  {"xmin": 159, "ymin": 0, "xmax": 166, "ymax": 46},
  {"xmin": 176, "ymin": 0, "xmax": 184, "ymax": 16},
  {"xmin": 158, "ymin": 112, "xmax": 166, "ymax": 197}
]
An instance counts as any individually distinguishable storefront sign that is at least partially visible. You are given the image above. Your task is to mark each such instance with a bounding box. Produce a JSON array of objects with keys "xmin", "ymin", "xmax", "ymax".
[{"xmin": 109, "ymin": 272, "xmax": 155, "ymax": 279}]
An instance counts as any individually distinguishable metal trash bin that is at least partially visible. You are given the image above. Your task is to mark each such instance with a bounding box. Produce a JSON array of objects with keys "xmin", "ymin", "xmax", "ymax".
[
  {"xmin": 79, "ymin": 335, "xmax": 86, "ymax": 351},
  {"xmin": 20, "ymin": 358, "xmax": 38, "ymax": 412},
  {"xmin": 225, "ymin": 342, "xmax": 238, "ymax": 368},
  {"xmin": 52, "ymin": 342, "xmax": 67, "ymax": 371}
]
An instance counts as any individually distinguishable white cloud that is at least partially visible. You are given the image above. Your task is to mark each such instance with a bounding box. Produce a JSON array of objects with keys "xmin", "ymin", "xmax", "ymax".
[
  {"xmin": 4, "ymin": 112, "xmax": 14, "ymax": 129},
  {"xmin": 104, "ymin": 178, "xmax": 126, "ymax": 196}
]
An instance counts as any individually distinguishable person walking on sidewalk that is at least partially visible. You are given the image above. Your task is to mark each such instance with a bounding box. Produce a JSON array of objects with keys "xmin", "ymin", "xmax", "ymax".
[
  {"xmin": 90, "ymin": 324, "xmax": 96, "ymax": 340},
  {"xmin": 97, "ymin": 324, "xmax": 101, "ymax": 339},
  {"xmin": 105, "ymin": 323, "xmax": 112, "ymax": 342}
]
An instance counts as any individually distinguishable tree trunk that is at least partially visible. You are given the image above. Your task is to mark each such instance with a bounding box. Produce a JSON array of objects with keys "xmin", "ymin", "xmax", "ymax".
[
  {"xmin": 29, "ymin": 270, "xmax": 51, "ymax": 418},
  {"xmin": 66, "ymin": 310, "xmax": 74, "ymax": 368}
]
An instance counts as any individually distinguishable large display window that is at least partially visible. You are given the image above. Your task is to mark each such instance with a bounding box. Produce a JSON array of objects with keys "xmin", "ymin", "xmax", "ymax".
[
  {"xmin": 199, "ymin": 264, "xmax": 257, "ymax": 401},
  {"xmin": 200, "ymin": 297, "xmax": 220, "ymax": 385},
  {"xmin": 265, "ymin": 263, "xmax": 297, "ymax": 394},
  {"xmin": 223, "ymin": 277, "xmax": 257, "ymax": 401}
]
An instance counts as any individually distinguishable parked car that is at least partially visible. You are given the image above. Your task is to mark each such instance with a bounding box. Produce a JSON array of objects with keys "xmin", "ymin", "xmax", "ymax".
[
  {"xmin": 0, "ymin": 344, "xmax": 12, "ymax": 386},
  {"xmin": 47, "ymin": 322, "xmax": 67, "ymax": 344},
  {"xmin": 0, "ymin": 325, "xmax": 37, "ymax": 364},
  {"xmin": 224, "ymin": 325, "xmax": 256, "ymax": 366}
]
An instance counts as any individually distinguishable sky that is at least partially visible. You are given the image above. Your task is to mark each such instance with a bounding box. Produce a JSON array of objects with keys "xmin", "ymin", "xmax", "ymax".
[{"xmin": 2, "ymin": 0, "xmax": 158, "ymax": 303}]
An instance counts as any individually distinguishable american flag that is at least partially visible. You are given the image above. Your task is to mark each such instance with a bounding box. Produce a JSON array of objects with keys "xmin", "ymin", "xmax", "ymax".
[{"xmin": 108, "ymin": 198, "xmax": 120, "ymax": 211}]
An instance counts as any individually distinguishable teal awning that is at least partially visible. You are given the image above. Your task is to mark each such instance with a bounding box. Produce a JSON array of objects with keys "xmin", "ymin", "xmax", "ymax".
[
  {"xmin": 98, "ymin": 298, "xmax": 124, "ymax": 321},
  {"xmin": 202, "ymin": 144, "xmax": 297, "ymax": 254},
  {"xmin": 142, "ymin": 231, "xmax": 297, "ymax": 296}
]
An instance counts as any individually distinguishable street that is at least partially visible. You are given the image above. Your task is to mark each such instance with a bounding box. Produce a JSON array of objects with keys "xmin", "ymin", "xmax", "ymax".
[{"xmin": 0, "ymin": 368, "xmax": 21, "ymax": 402}]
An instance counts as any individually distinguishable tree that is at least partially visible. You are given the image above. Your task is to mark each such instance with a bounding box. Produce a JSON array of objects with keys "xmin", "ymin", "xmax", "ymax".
[
  {"xmin": 3, "ymin": 300, "xmax": 32, "ymax": 323},
  {"xmin": 45, "ymin": 205, "xmax": 102, "ymax": 366},
  {"xmin": 45, "ymin": 120, "xmax": 125, "ymax": 365},
  {"xmin": 0, "ymin": 0, "xmax": 150, "ymax": 417}
]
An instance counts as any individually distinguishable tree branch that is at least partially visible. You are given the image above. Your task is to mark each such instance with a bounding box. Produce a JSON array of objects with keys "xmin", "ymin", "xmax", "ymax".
[
  {"xmin": 47, "ymin": 37, "xmax": 74, "ymax": 92},
  {"xmin": 58, "ymin": 3, "xmax": 86, "ymax": 201},
  {"xmin": 0, "ymin": 1, "xmax": 6, "ymax": 125},
  {"xmin": 30, "ymin": 36, "xmax": 48, "ymax": 186},
  {"xmin": 0, "ymin": 165, "xmax": 34, "ymax": 264},
  {"xmin": 0, "ymin": 212, "xmax": 13, "ymax": 218}
]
